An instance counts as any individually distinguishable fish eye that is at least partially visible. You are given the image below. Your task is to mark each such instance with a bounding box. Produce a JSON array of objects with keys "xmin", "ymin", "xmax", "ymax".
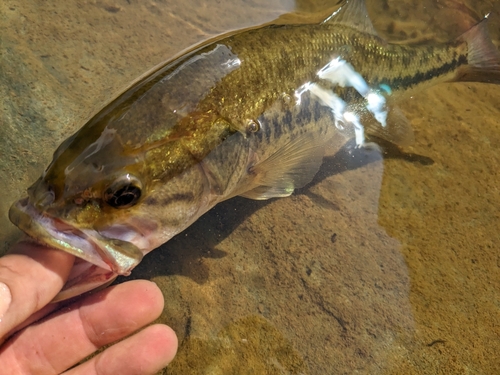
[{"xmin": 104, "ymin": 175, "xmax": 142, "ymax": 209}]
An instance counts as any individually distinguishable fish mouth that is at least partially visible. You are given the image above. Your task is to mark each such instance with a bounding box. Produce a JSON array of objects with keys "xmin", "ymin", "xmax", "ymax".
[
  {"xmin": 10, "ymin": 197, "xmax": 115, "ymax": 271},
  {"xmin": 9, "ymin": 198, "xmax": 131, "ymax": 302},
  {"xmin": 9, "ymin": 197, "xmax": 145, "ymax": 274}
]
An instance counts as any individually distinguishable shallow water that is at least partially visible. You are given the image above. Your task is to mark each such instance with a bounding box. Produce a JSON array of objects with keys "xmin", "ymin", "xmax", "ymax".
[{"xmin": 1, "ymin": 0, "xmax": 500, "ymax": 373}]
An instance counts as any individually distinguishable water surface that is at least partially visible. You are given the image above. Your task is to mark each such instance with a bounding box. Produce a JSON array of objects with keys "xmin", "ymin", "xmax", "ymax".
[{"xmin": 1, "ymin": 0, "xmax": 499, "ymax": 373}]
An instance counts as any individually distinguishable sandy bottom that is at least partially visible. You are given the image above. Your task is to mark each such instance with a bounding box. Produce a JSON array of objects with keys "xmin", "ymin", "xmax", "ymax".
[{"xmin": 1, "ymin": 0, "xmax": 499, "ymax": 373}]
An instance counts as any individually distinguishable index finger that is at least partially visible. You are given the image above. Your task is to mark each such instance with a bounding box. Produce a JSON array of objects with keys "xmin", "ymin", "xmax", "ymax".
[{"xmin": 0, "ymin": 240, "xmax": 74, "ymax": 342}]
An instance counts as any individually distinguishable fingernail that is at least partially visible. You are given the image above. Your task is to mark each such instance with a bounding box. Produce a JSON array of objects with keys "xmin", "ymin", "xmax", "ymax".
[{"xmin": 0, "ymin": 282, "xmax": 12, "ymax": 323}]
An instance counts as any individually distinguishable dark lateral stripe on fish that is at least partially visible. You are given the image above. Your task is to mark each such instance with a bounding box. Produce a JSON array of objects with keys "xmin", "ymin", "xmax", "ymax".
[
  {"xmin": 269, "ymin": 97, "xmax": 326, "ymax": 145},
  {"xmin": 374, "ymin": 54, "xmax": 469, "ymax": 90},
  {"xmin": 283, "ymin": 110, "xmax": 293, "ymax": 132},
  {"xmin": 255, "ymin": 95, "xmax": 326, "ymax": 146},
  {"xmin": 264, "ymin": 117, "xmax": 273, "ymax": 140},
  {"xmin": 296, "ymin": 97, "xmax": 324, "ymax": 129},
  {"xmin": 273, "ymin": 114, "xmax": 283, "ymax": 139}
]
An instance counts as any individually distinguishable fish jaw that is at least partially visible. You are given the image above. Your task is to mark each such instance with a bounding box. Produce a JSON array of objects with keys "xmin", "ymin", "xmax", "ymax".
[
  {"xmin": 9, "ymin": 197, "xmax": 148, "ymax": 300},
  {"xmin": 10, "ymin": 197, "xmax": 114, "ymax": 270}
]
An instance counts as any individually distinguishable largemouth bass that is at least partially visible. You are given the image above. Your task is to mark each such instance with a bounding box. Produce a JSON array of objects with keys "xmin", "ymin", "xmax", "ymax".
[{"xmin": 9, "ymin": 0, "xmax": 500, "ymax": 300}]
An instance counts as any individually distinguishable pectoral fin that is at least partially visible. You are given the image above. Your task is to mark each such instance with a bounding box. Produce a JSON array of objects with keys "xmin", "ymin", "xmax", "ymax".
[{"xmin": 240, "ymin": 133, "xmax": 327, "ymax": 200}]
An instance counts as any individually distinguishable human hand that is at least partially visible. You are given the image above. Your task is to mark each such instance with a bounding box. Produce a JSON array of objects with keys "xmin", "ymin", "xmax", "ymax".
[{"xmin": 0, "ymin": 241, "xmax": 178, "ymax": 374}]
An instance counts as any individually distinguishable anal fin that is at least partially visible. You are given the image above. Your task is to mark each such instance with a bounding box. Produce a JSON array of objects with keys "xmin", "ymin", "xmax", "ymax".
[{"xmin": 364, "ymin": 106, "xmax": 414, "ymax": 147}]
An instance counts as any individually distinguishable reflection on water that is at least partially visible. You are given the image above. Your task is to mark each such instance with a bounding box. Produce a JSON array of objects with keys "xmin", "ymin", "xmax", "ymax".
[{"xmin": 1, "ymin": 0, "xmax": 500, "ymax": 373}]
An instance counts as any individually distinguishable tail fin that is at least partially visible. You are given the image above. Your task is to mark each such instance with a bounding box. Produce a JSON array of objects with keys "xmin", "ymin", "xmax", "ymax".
[{"xmin": 455, "ymin": 14, "xmax": 500, "ymax": 84}]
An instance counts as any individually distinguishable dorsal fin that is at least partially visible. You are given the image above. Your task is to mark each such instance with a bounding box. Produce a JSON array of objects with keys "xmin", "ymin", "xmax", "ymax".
[{"xmin": 324, "ymin": 0, "xmax": 379, "ymax": 37}]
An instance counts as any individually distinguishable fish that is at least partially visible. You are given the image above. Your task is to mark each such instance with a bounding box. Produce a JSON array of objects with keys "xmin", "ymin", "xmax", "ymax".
[{"xmin": 9, "ymin": 0, "xmax": 500, "ymax": 300}]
